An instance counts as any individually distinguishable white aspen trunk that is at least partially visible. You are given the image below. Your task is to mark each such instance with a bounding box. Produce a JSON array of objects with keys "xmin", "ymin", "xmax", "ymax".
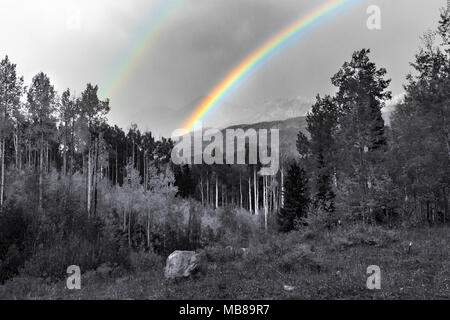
[
  {"xmin": 248, "ymin": 175, "xmax": 252, "ymax": 212},
  {"xmin": 270, "ymin": 176, "xmax": 276, "ymax": 210},
  {"xmin": 19, "ymin": 145, "xmax": 22, "ymax": 170},
  {"xmin": 215, "ymin": 174, "xmax": 218, "ymax": 209},
  {"xmin": 239, "ymin": 172, "xmax": 243, "ymax": 208},
  {"xmin": 45, "ymin": 142, "xmax": 49, "ymax": 173},
  {"xmin": 280, "ymin": 167, "xmax": 285, "ymax": 208},
  {"xmin": 144, "ymin": 154, "xmax": 147, "ymax": 190},
  {"xmin": 63, "ymin": 126, "xmax": 67, "ymax": 176},
  {"xmin": 128, "ymin": 209, "xmax": 131, "ymax": 248},
  {"xmin": 38, "ymin": 133, "xmax": 43, "ymax": 211},
  {"xmin": 273, "ymin": 176, "xmax": 278, "ymax": 211},
  {"xmin": 87, "ymin": 147, "xmax": 91, "ymax": 217},
  {"xmin": 264, "ymin": 176, "xmax": 268, "ymax": 230},
  {"xmin": 206, "ymin": 172, "xmax": 209, "ymax": 206},
  {"xmin": 71, "ymin": 118, "xmax": 75, "ymax": 175},
  {"xmin": 206, "ymin": 173, "xmax": 210, "ymax": 206},
  {"xmin": 132, "ymin": 139, "xmax": 135, "ymax": 168},
  {"xmin": 14, "ymin": 132, "xmax": 18, "ymax": 169},
  {"xmin": 123, "ymin": 208, "xmax": 126, "ymax": 231},
  {"xmin": 93, "ymin": 139, "xmax": 99, "ymax": 216},
  {"xmin": 254, "ymin": 166, "xmax": 259, "ymax": 215},
  {"xmin": 200, "ymin": 174, "xmax": 204, "ymax": 206},
  {"xmin": 115, "ymin": 144, "xmax": 118, "ymax": 185},
  {"xmin": 147, "ymin": 208, "xmax": 150, "ymax": 248},
  {"xmin": 28, "ymin": 143, "xmax": 31, "ymax": 169}
]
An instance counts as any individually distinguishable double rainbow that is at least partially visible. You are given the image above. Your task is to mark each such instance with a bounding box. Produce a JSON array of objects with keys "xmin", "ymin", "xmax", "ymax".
[
  {"xmin": 182, "ymin": 0, "xmax": 362, "ymax": 133},
  {"xmin": 100, "ymin": 0, "xmax": 183, "ymax": 99}
]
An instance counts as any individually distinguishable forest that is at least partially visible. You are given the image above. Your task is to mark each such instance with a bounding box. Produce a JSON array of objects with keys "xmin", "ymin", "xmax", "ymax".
[{"xmin": 0, "ymin": 7, "xmax": 449, "ymax": 299}]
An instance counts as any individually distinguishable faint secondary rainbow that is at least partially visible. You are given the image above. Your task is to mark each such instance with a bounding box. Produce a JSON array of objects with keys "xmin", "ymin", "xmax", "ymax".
[
  {"xmin": 182, "ymin": 0, "xmax": 361, "ymax": 133},
  {"xmin": 100, "ymin": 0, "xmax": 183, "ymax": 100}
]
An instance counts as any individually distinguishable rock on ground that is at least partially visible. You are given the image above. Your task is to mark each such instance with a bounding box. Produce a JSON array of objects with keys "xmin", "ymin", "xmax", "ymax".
[{"xmin": 164, "ymin": 250, "xmax": 206, "ymax": 280}]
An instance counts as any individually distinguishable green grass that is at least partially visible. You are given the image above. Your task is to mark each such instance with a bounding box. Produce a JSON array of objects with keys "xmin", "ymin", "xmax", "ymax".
[{"xmin": 1, "ymin": 225, "xmax": 449, "ymax": 300}]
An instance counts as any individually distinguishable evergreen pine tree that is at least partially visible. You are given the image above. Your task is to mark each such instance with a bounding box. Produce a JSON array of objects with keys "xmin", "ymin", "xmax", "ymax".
[
  {"xmin": 305, "ymin": 95, "xmax": 339, "ymax": 213},
  {"xmin": 174, "ymin": 164, "xmax": 195, "ymax": 198},
  {"xmin": 331, "ymin": 49, "xmax": 392, "ymax": 221},
  {"xmin": 277, "ymin": 161, "xmax": 309, "ymax": 232}
]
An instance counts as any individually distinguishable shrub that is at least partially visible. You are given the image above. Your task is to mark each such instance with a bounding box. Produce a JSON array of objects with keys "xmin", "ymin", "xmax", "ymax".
[
  {"xmin": 217, "ymin": 207, "xmax": 259, "ymax": 247},
  {"xmin": 21, "ymin": 235, "xmax": 129, "ymax": 281},
  {"xmin": 204, "ymin": 245, "xmax": 242, "ymax": 263},
  {"xmin": 243, "ymin": 231, "xmax": 325, "ymax": 276},
  {"xmin": 328, "ymin": 223, "xmax": 399, "ymax": 250},
  {"xmin": 129, "ymin": 250, "xmax": 164, "ymax": 272},
  {"xmin": 0, "ymin": 205, "xmax": 32, "ymax": 283},
  {"xmin": 346, "ymin": 224, "xmax": 398, "ymax": 247},
  {"xmin": 0, "ymin": 276, "xmax": 51, "ymax": 299},
  {"xmin": 277, "ymin": 244, "xmax": 322, "ymax": 273}
]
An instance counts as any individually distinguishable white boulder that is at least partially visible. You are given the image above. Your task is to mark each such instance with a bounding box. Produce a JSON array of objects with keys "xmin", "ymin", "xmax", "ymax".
[{"xmin": 164, "ymin": 250, "xmax": 205, "ymax": 279}]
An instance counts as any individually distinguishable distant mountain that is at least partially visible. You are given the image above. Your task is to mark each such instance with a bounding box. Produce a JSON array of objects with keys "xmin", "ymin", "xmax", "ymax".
[
  {"xmin": 223, "ymin": 94, "xmax": 400, "ymax": 128},
  {"xmin": 242, "ymin": 96, "xmax": 314, "ymax": 124},
  {"xmin": 212, "ymin": 96, "xmax": 313, "ymax": 129},
  {"xmin": 174, "ymin": 116, "xmax": 307, "ymax": 164},
  {"xmin": 223, "ymin": 96, "xmax": 401, "ymax": 159},
  {"xmin": 177, "ymin": 95, "xmax": 403, "ymax": 163},
  {"xmin": 225, "ymin": 116, "xmax": 308, "ymax": 160}
]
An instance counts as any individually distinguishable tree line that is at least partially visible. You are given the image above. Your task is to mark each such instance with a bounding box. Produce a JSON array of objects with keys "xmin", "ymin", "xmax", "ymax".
[
  {"xmin": 279, "ymin": 10, "xmax": 449, "ymax": 230},
  {"xmin": 0, "ymin": 64, "xmax": 177, "ymax": 215}
]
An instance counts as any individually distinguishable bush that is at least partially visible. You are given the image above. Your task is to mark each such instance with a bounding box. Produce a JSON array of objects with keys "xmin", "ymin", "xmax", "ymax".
[
  {"xmin": 0, "ymin": 205, "xmax": 32, "ymax": 283},
  {"xmin": 204, "ymin": 245, "xmax": 243, "ymax": 263},
  {"xmin": 243, "ymin": 231, "xmax": 325, "ymax": 276},
  {"xmin": 303, "ymin": 207, "xmax": 343, "ymax": 232},
  {"xmin": 0, "ymin": 276, "xmax": 51, "ymax": 299},
  {"xmin": 277, "ymin": 244, "xmax": 322, "ymax": 273},
  {"xmin": 216, "ymin": 207, "xmax": 259, "ymax": 247},
  {"xmin": 21, "ymin": 235, "xmax": 129, "ymax": 281},
  {"xmin": 328, "ymin": 223, "xmax": 399, "ymax": 251},
  {"xmin": 129, "ymin": 250, "xmax": 164, "ymax": 272},
  {"xmin": 346, "ymin": 224, "xmax": 398, "ymax": 247},
  {"xmin": 0, "ymin": 245, "xmax": 26, "ymax": 283}
]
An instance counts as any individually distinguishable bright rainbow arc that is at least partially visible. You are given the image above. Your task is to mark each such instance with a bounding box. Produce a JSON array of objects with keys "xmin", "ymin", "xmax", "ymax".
[
  {"xmin": 100, "ymin": 0, "xmax": 183, "ymax": 100},
  {"xmin": 182, "ymin": 0, "xmax": 361, "ymax": 133}
]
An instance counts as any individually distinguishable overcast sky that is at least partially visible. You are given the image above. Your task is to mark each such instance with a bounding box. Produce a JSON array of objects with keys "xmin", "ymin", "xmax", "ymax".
[{"xmin": 0, "ymin": 0, "xmax": 446, "ymax": 137}]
